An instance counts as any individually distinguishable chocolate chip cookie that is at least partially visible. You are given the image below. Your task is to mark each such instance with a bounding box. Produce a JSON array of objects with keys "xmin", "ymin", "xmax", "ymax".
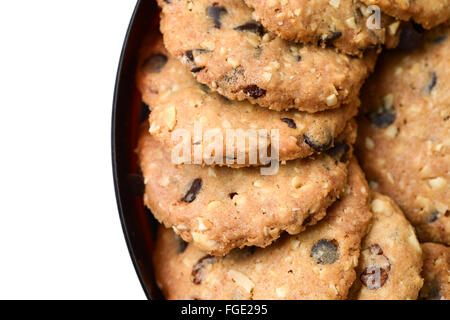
[
  {"xmin": 244, "ymin": 0, "xmax": 400, "ymax": 56},
  {"xmin": 356, "ymin": 27, "xmax": 450, "ymax": 245},
  {"xmin": 153, "ymin": 160, "xmax": 372, "ymax": 299},
  {"xmin": 420, "ymin": 242, "xmax": 450, "ymax": 300},
  {"xmin": 157, "ymin": 0, "xmax": 377, "ymax": 112},
  {"xmin": 138, "ymin": 120, "xmax": 356, "ymax": 256},
  {"xmin": 137, "ymin": 36, "xmax": 360, "ymax": 166},
  {"xmin": 350, "ymin": 192, "xmax": 423, "ymax": 300},
  {"xmin": 362, "ymin": 0, "xmax": 450, "ymax": 29}
]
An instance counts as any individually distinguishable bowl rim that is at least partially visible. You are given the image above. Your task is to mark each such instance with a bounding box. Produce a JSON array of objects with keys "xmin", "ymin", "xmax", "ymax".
[{"xmin": 111, "ymin": 0, "xmax": 150, "ymax": 300}]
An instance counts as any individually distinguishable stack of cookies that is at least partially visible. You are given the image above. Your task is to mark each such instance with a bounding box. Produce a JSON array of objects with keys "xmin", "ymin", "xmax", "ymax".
[{"xmin": 135, "ymin": 0, "xmax": 450, "ymax": 300}]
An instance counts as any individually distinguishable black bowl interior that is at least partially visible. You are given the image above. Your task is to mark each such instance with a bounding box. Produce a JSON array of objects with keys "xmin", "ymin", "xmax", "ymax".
[{"xmin": 112, "ymin": 0, "xmax": 163, "ymax": 300}]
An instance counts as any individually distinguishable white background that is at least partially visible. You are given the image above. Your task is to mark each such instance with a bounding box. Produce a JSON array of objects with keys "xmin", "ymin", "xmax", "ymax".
[{"xmin": 0, "ymin": 1, "xmax": 145, "ymax": 299}]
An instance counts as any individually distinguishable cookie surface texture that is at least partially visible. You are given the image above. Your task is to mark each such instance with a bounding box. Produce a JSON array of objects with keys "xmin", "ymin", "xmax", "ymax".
[
  {"xmin": 350, "ymin": 192, "xmax": 423, "ymax": 300},
  {"xmin": 157, "ymin": 0, "xmax": 377, "ymax": 112},
  {"xmin": 153, "ymin": 160, "xmax": 372, "ymax": 299},
  {"xmin": 356, "ymin": 27, "xmax": 450, "ymax": 245}
]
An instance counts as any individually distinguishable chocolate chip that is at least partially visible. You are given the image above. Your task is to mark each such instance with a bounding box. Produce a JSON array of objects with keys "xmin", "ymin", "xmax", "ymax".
[
  {"xmin": 229, "ymin": 192, "xmax": 238, "ymax": 199},
  {"xmin": 192, "ymin": 255, "xmax": 216, "ymax": 284},
  {"xmin": 422, "ymin": 279, "xmax": 442, "ymax": 300},
  {"xmin": 207, "ymin": 5, "xmax": 227, "ymax": 29},
  {"xmin": 199, "ymin": 83, "xmax": 211, "ymax": 93},
  {"xmin": 360, "ymin": 244, "xmax": 391, "ymax": 290},
  {"xmin": 191, "ymin": 66, "xmax": 205, "ymax": 73},
  {"xmin": 185, "ymin": 49, "xmax": 210, "ymax": 64},
  {"xmin": 319, "ymin": 31, "xmax": 342, "ymax": 46},
  {"xmin": 174, "ymin": 234, "xmax": 188, "ymax": 254},
  {"xmin": 182, "ymin": 178, "xmax": 203, "ymax": 203},
  {"xmin": 431, "ymin": 35, "xmax": 446, "ymax": 44},
  {"xmin": 185, "ymin": 50, "xmax": 194, "ymax": 62},
  {"xmin": 142, "ymin": 54, "xmax": 168, "ymax": 73},
  {"xmin": 426, "ymin": 211, "xmax": 440, "ymax": 223},
  {"xmin": 302, "ymin": 214, "xmax": 313, "ymax": 226},
  {"xmin": 234, "ymin": 21, "xmax": 264, "ymax": 36},
  {"xmin": 140, "ymin": 102, "xmax": 151, "ymax": 122},
  {"xmin": 243, "ymin": 85, "xmax": 266, "ymax": 99},
  {"xmin": 411, "ymin": 21, "xmax": 425, "ymax": 33},
  {"xmin": 281, "ymin": 118, "xmax": 296, "ymax": 129},
  {"xmin": 311, "ymin": 239, "xmax": 339, "ymax": 265},
  {"xmin": 325, "ymin": 142, "xmax": 350, "ymax": 162},
  {"xmin": 425, "ymin": 71, "xmax": 437, "ymax": 93},
  {"xmin": 303, "ymin": 133, "xmax": 333, "ymax": 152},
  {"xmin": 398, "ymin": 27, "xmax": 422, "ymax": 51},
  {"xmin": 366, "ymin": 107, "xmax": 396, "ymax": 128},
  {"xmin": 126, "ymin": 173, "xmax": 145, "ymax": 196}
]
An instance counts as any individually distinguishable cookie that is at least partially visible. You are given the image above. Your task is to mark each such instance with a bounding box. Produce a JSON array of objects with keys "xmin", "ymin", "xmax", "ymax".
[
  {"xmin": 420, "ymin": 243, "xmax": 450, "ymax": 300},
  {"xmin": 153, "ymin": 160, "xmax": 372, "ymax": 300},
  {"xmin": 244, "ymin": 0, "xmax": 400, "ymax": 56},
  {"xmin": 138, "ymin": 120, "xmax": 356, "ymax": 256},
  {"xmin": 350, "ymin": 192, "xmax": 423, "ymax": 300},
  {"xmin": 157, "ymin": 0, "xmax": 377, "ymax": 112},
  {"xmin": 137, "ymin": 36, "xmax": 360, "ymax": 166},
  {"xmin": 362, "ymin": 0, "xmax": 450, "ymax": 29},
  {"xmin": 356, "ymin": 27, "xmax": 450, "ymax": 245}
]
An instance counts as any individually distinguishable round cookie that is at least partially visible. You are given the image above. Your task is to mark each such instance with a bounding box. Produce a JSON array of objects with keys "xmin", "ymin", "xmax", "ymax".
[
  {"xmin": 350, "ymin": 192, "xmax": 423, "ymax": 300},
  {"xmin": 362, "ymin": 0, "xmax": 450, "ymax": 29},
  {"xmin": 244, "ymin": 0, "xmax": 400, "ymax": 56},
  {"xmin": 138, "ymin": 121, "xmax": 356, "ymax": 256},
  {"xmin": 153, "ymin": 160, "xmax": 372, "ymax": 300},
  {"xmin": 137, "ymin": 36, "xmax": 360, "ymax": 166},
  {"xmin": 420, "ymin": 243, "xmax": 450, "ymax": 300},
  {"xmin": 157, "ymin": 0, "xmax": 377, "ymax": 112},
  {"xmin": 356, "ymin": 27, "xmax": 450, "ymax": 245}
]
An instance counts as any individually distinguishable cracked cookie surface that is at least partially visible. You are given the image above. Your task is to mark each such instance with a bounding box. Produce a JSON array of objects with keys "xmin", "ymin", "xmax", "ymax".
[
  {"xmin": 244, "ymin": 0, "xmax": 400, "ymax": 56},
  {"xmin": 420, "ymin": 242, "xmax": 450, "ymax": 300},
  {"xmin": 138, "ymin": 121, "xmax": 356, "ymax": 256},
  {"xmin": 137, "ymin": 36, "xmax": 359, "ymax": 166},
  {"xmin": 350, "ymin": 192, "xmax": 423, "ymax": 300},
  {"xmin": 157, "ymin": 0, "xmax": 377, "ymax": 112},
  {"xmin": 153, "ymin": 160, "xmax": 372, "ymax": 300},
  {"xmin": 362, "ymin": 0, "xmax": 450, "ymax": 29},
  {"xmin": 356, "ymin": 27, "xmax": 450, "ymax": 245}
]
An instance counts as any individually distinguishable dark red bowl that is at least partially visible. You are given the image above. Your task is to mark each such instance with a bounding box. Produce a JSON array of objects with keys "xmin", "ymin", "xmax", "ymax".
[{"xmin": 112, "ymin": 0, "xmax": 162, "ymax": 300}]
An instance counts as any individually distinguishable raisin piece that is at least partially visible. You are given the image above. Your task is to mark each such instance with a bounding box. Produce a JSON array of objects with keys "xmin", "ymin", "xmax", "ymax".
[
  {"xmin": 207, "ymin": 5, "xmax": 227, "ymax": 29},
  {"xmin": 366, "ymin": 107, "xmax": 396, "ymax": 128},
  {"xmin": 311, "ymin": 239, "xmax": 339, "ymax": 265},
  {"xmin": 182, "ymin": 178, "xmax": 203, "ymax": 203},
  {"xmin": 325, "ymin": 142, "xmax": 350, "ymax": 162},
  {"xmin": 281, "ymin": 118, "xmax": 297, "ymax": 129},
  {"xmin": 303, "ymin": 133, "xmax": 333, "ymax": 152},
  {"xmin": 192, "ymin": 255, "xmax": 216, "ymax": 284},
  {"xmin": 425, "ymin": 71, "xmax": 437, "ymax": 93},
  {"xmin": 243, "ymin": 85, "xmax": 266, "ymax": 98},
  {"xmin": 142, "ymin": 54, "xmax": 168, "ymax": 73},
  {"xmin": 234, "ymin": 21, "xmax": 264, "ymax": 36}
]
